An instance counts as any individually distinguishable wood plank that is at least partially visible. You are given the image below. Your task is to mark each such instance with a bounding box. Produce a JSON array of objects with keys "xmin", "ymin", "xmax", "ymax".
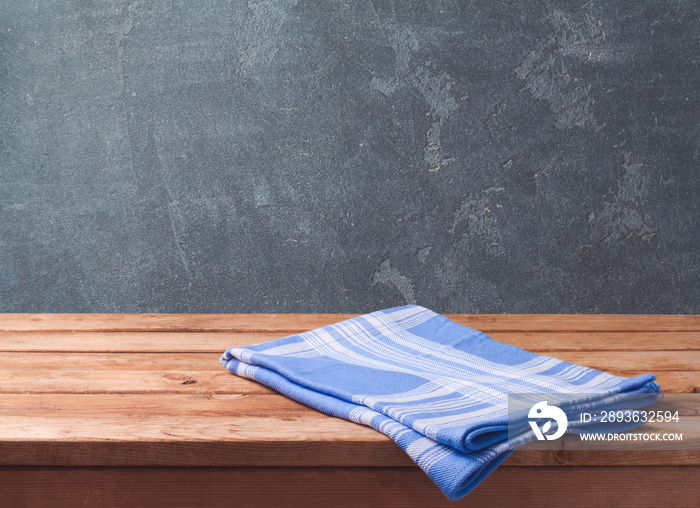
[
  {"xmin": 0, "ymin": 331, "xmax": 288, "ymax": 352},
  {"xmin": 1, "ymin": 466, "xmax": 699, "ymax": 507},
  {"xmin": 9, "ymin": 393, "xmax": 692, "ymax": 420},
  {"xmin": 2, "ymin": 370, "xmax": 699, "ymax": 395},
  {"xmin": 3, "ymin": 350, "xmax": 696, "ymax": 374},
  {"xmin": 0, "ymin": 354, "xmax": 697, "ymax": 393},
  {"xmin": 0, "ymin": 352, "xmax": 226, "ymax": 370},
  {"xmin": 550, "ymin": 351, "xmax": 700, "ymax": 372},
  {"xmin": 450, "ymin": 314, "xmax": 700, "ymax": 332},
  {"xmin": 0, "ymin": 393, "xmax": 317, "ymax": 417},
  {"xmin": 0, "ymin": 414, "xmax": 388, "ymax": 443},
  {"xmin": 0, "ymin": 370, "xmax": 273, "ymax": 394},
  {"xmin": 503, "ymin": 449, "xmax": 700, "ymax": 467},
  {"xmin": 0, "ymin": 350, "xmax": 695, "ymax": 375},
  {"xmin": 2, "ymin": 433, "xmax": 698, "ymax": 468},
  {"xmin": 0, "ymin": 314, "xmax": 359, "ymax": 333},
  {"xmin": 1, "ymin": 330, "xmax": 699, "ymax": 352},
  {"xmin": 6, "ymin": 408, "xmax": 695, "ymax": 447},
  {"xmin": 489, "ymin": 331, "xmax": 700, "ymax": 352},
  {"xmin": 0, "ymin": 369, "xmax": 695, "ymax": 394},
  {"xmin": 0, "ymin": 439, "xmax": 410, "ymax": 467},
  {"xmin": 0, "ymin": 394, "xmax": 697, "ymax": 467},
  {"xmin": 2, "ymin": 313, "xmax": 699, "ymax": 332}
]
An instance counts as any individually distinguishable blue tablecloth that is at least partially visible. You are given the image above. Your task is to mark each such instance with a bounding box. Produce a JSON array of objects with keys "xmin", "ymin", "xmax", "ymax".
[{"xmin": 220, "ymin": 305, "xmax": 659, "ymax": 500}]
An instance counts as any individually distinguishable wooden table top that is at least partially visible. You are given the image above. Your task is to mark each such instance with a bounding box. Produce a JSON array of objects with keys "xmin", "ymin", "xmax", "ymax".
[{"xmin": 1, "ymin": 313, "xmax": 699, "ymax": 469}]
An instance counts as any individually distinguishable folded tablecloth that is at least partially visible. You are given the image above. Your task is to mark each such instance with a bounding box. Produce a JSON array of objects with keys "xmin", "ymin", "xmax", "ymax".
[{"xmin": 220, "ymin": 305, "xmax": 660, "ymax": 500}]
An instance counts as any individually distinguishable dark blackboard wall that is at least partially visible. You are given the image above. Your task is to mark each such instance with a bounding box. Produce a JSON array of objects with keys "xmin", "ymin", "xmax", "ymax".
[{"xmin": 1, "ymin": 1, "xmax": 698, "ymax": 313}]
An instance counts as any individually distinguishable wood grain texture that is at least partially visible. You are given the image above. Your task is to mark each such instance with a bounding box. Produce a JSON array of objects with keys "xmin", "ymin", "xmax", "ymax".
[
  {"xmin": 2, "ymin": 313, "xmax": 700, "ymax": 332},
  {"xmin": 1, "ymin": 466, "xmax": 699, "ymax": 508},
  {"xmin": 1, "ymin": 313, "xmax": 698, "ymax": 507},
  {"xmin": 1, "ymin": 330, "xmax": 699, "ymax": 352},
  {"xmin": 0, "ymin": 391, "xmax": 698, "ymax": 466},
  {"xmin": 0, "ymin": 365, "xmax": 696, "ymax": 394}
]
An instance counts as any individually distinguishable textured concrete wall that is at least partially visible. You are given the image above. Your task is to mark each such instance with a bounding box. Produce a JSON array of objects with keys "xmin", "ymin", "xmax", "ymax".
[{"xmin": 1, "ymin": 1, "xmax": 698, "ymax": 313}]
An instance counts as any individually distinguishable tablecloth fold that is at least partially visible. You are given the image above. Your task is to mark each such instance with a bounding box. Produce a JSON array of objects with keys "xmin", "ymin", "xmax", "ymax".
[{"xmin": 220, "ymin": 305, "xmax": 659, "ymax": 500}]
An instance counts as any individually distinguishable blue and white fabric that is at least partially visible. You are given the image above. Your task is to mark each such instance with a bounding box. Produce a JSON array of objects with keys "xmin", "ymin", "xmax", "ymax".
[{"xmin": 220, "ymin": 305, "xmax": 659, "ymax": 500}]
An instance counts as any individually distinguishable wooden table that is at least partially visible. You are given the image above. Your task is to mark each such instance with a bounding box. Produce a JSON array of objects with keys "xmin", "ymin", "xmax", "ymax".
[{"xmin": 1, "ymin": 314, "xmax": 698, "ymax": 507}]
